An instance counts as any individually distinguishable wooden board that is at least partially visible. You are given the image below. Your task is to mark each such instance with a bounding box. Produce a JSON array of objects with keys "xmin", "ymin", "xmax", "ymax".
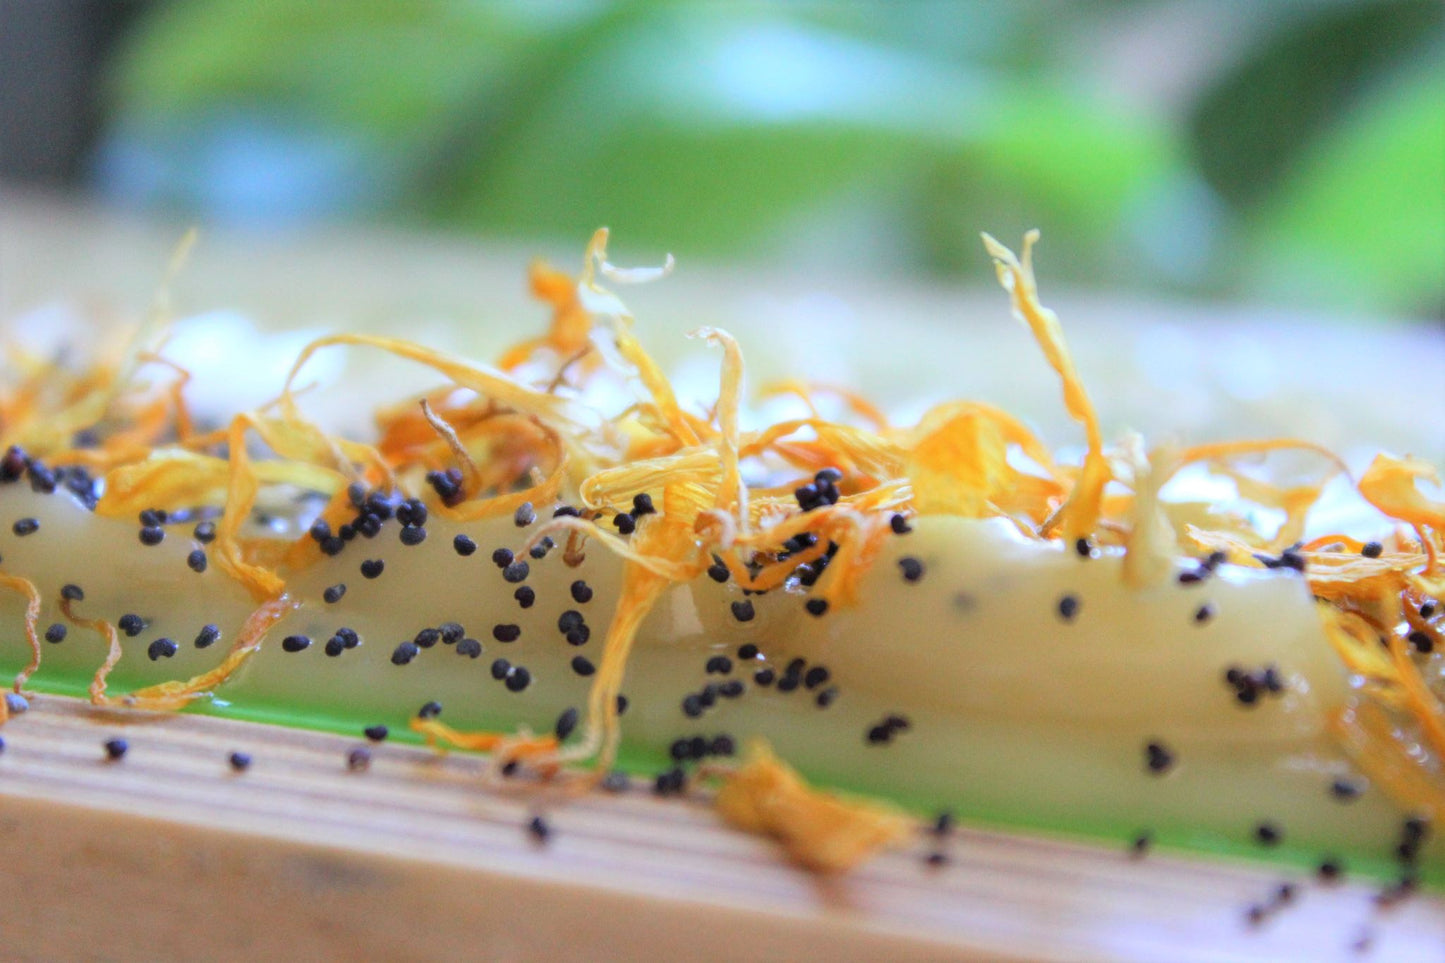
[{"xmin": 1, "ymin": 693, "xmax": 1441, "ymax": 962}]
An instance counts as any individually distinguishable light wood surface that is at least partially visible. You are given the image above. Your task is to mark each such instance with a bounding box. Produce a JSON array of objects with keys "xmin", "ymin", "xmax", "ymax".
[{"xmin": 0, "ymin": 694, "xmax": 1441, "ymax": 962}]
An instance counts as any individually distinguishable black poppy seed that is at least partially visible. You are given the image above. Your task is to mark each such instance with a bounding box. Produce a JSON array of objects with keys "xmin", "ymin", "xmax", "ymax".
[
  {"xmin": 557, "ymin": 610, "xmax": 584, "ymax": 633},
  {"xmin": 613, "ymin": 513, "xmax": 636, "ymax": 535},
  {"xmin": 568, "ymin": 580, "xmax": 594, "ymax": 605},
  {"xmin": 114, "ymin": 613, "xmax": 142, "ymax": 637},
  {"xmin": 491, "ymin": 547, "xmax": 514, "ymax": 568},
  {"xmin": 1420, "ymin": 602, "xmax": 1436, "ymax": 620},
  {"xmin": 730, "ymin": 599, "xmax": 755, "ymax": 623},
  {"xmin": 718, "ymin": 680, "xmax": 744, "ymax": 698},
  {"xmin": 706, "ymin": 561, "xmax": 730, "ymax": 584},
  {"xmin": 360, "ymin": 559, "xmax": 385, "ymax": 579},
  {"xmin": 571, "ymin": 655, "xmax": 596, "ymax": 677},
  {"xmin": 681, "ymin": 694, "xmax": 703, "ymax": 718},
  {"xmin": 60, "ymin": 583, "xmax": 84, "ymax": 602},
  {"xmin": 555, "ymin": 707, "xmax": 579, "ymax": 741},
  {"xmin": 502, "ymin": 560, "xmax": 530, "ymax": 583},
  {"xmin": 414, "ymin": 628, "xmax": 441, "ymax": 648},
  {"xmin": 456, "ymin": 638, "xmax": 482, "ymax": 658},
  {"xmin": 391, "ymin": 641, "xmax": 419, "ymax": 666},
  {"xmin": 139, "ymin": 509, "xmax": 161, "ymax": 527},
  {"xmin": 1075, "ymin": 537, "xmax": 1095, "ymax": 558},
  {"xmin": 1130, "ymin": 832, "xmax": 1153, "ymax": 857},
  {"xmin": 337, "ymin": 524, "xmax": 356, "ymax": 542},
  {"xmin": 323, "ymin": 584, "xmax": 346, "ymax": 604},
  {"xmin": 438, "ymin": 622, "xmax": 464, "ymax": 645},
  {"xmin": 12, "ymin": 517, "xmax": 38, "ymax": 537},
  {"xmin": 654, "ymin": 768, "xmax": 686, "ymax": 796},
  {"xmin": 775, "ymin": 675, "xmax": 799, "ymax": 693},
  {"xmin": 355, "ymin": 516, "xmax": 381, "ymax": 539},
  {"xmin": 1331, "ymin": 777, "xmax": 1362, "ymax": 801},
  {"xmin": 616, "ymin": 694, "xmax": 629, "ymax": 715},
  {"xmin": 399, "ymin": 526, "xmax": 427, "ymax": 546},
  {"xmin": 1254, "ymin": 823, "xmax": 1282, "ymax": 846},
  {"xmin": 815, "ymin": 687, "xmax": 839, "ymax": 708},
  {"xmin": 513, "ymin": 502, "xmax": 536, "ymax": 527},
  {"xmin": 347, "ymin": 747, "xmax": 372, "ymax": 771},
  {"xmin": 1057, "ymin": 594, "xmax": 1081, "ymax": 621},
  {"xmin": 104, "ymin": 738, "xmax": 128, "ymax": 760},
  {"xmin": 453, "ymin": 534, "xmax": 477, "ymax": 556},
  {"xmin": 866, "ymin": 725, "xmax": 891, "ymax": 745},
  {"xmin": 364, "ymin": 725, "xmax": 389, "ymax": 742},
  {"xmin": 308, "ymin": 520, "xmax": 331, "ymax": 542},
  {"xmin": 186, "ymin": 549, "xmax": 208, "ymax": 573},
  {"xmin": 503, "ymin": 587, "xmax": 532, "ymax": 612},
  {"xmin": 528, "ymin": 539, "xmax": 552, "ymax": 560},
  {"xmin": 1145, "ymin": 740, "xmax": 1175, "ymax": 774},
  {"xmin": 1318, "ymin": 858, "xmax": 1342, "ymax": 881},
  {"xmin": 889, "ymin": 512, "xmax": 912, "ymax": 535},
  {"xmin": 505, "ymin": 666, "xmax": 532, "ymax": 692},
  {"xmin": 417, "ymin": 700, "xmax": 442, "ymax": 720},
  {"xmin": 553, "ymin": 505, "xmax": 581, "ymax": 518},
  {"xmin": 319, "ymin": 536, "xmax": 345, "ymax": 556},
  {"xmin": 898, "ymin": 556, "xmax": 924, "ymax": 582},
  {"xmin": 736, "ymin": 643, "xmax": 760, "ymax": 661},
  {"xmin": 754, "ymin": 667, "xmax": 775, "ymax": 686},
  {"xmin": 784, "ymin": 657, "xmax": 806, "ymax": 677},
  {"xmin": 804, "ymin": 666, "xmax": 831, "ymax": 690},
  {"xmin": 281, "ymin": 635, "xmax": 311, "ymax": 653},
  {"xmin": 1177, "ymin": 570, "xmax": 1205, "ymax": 585},
  {"xmin": 138, "ymin": 525, "xmax": 163, "ymax": 546},
  {"xmin": 1407, "ymin": 630, "xmax": 1433, "ymax": 654},
  {"xmin": 1361, "ymin": 541, "xmax": 1383, "ymax": 559},
  {"xmin": 705, "ymin": 655, "xmax": 733, "ymax": 675},
  {"xmin": 324, "ymin": 636, "xmax": 345, "ymax": 657},
  {"xmin": 336, "ymin": 627, "xmax": 359, "ymax": 648},
  {"xmin": 147, "ymin": 637, "xmax": 178, "ymax": 660},
  {"xmin": 493, "ymin": 624, "xmax": 521, "ymax": 643},
  {"xmin": 669, "ymin": 737, "xmax": 693, "ymax": 761},
  {"xmin": 490, "ymin": 658, "xmax": 510, "ymax": 680},
  {"xmin": 41, "ymin": 621, "xmax": 68, "ymax": 644},
  {"xmin": 1194, "ymin": 603, "xmax": 1216, "ymax": 624},
  {"xmin": 1261, "ymin": 666, "xmax": 1283, "ymax": 693},
  {"xmin": 228, "ymin": 751, "xmax": 251, "ymax": 771},
  {"xmin": 500, "ymin": 760, "xmax": 520, "ymax": 778},
  {"xmin": 805, "ymin": 598, "xmax": 829, "ymax": 617},
  {"xmin": 631, "ymin": 492, "xmax": 656, "ymax": 517}
]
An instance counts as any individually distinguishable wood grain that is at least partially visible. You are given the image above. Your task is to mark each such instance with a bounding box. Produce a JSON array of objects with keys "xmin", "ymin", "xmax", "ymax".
[{"xmin": 0, "ymin": 694, "xmax": 1440, "ymax": 962}]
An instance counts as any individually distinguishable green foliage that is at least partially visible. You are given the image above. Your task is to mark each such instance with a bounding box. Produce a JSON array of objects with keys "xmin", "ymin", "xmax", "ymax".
[{"xmin": 100, "ymin": 0, "xmax": 1444, "ymax": 317}]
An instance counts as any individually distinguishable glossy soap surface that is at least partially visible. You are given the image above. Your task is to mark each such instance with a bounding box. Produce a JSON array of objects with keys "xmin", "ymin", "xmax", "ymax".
[{"xmin": 0, "ymin": 480, "xmax": 1432, "ymax": 881}]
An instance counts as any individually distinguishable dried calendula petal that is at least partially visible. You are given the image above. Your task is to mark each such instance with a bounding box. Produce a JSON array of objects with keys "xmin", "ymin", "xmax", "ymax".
[{"xmin": 715, "ymin": 740, "xmax": 913, "ymax": 873}]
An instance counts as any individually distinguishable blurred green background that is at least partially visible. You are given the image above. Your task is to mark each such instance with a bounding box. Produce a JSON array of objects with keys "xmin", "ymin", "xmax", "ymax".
[{"xmin": 5, "ymin": 0, "xmax": 1443, "ymax": 318}]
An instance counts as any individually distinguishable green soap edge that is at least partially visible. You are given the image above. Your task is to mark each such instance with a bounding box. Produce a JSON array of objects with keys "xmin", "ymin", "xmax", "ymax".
[{"xmin": 7, "ymin": 664, "xmax": 1439, "ymax": 890}]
